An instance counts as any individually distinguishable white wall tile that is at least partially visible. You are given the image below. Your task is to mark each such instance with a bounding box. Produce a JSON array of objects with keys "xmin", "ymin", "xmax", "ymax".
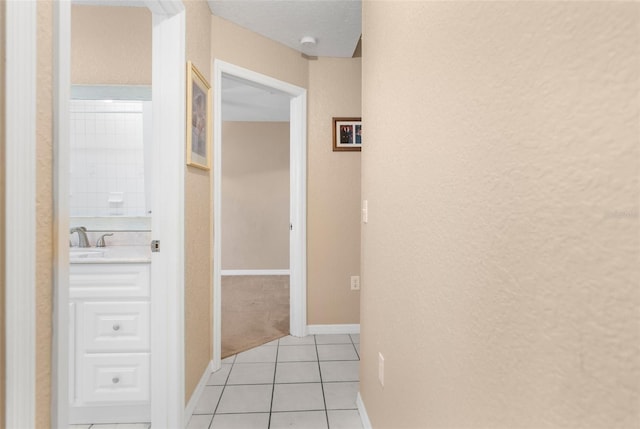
[{"xmin": 70, "ymin": 100, "xmax": 147, "ymax": 217}]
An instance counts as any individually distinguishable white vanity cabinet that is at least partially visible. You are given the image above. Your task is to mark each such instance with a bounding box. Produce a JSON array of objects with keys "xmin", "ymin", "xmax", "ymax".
[{"xmin": 69, "ymin": 263, "xmax": 151, "ymax": 424}]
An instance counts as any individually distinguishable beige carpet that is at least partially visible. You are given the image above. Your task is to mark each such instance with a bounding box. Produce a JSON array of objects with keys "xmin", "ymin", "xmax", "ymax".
[{"xmin": 221, "ymin": 275, "xmax": 290, "ymax": 358}]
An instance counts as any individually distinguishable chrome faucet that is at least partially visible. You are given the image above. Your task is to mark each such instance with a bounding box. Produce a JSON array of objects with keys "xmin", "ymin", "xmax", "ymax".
[
  {"xmin": 96, "ymin": 233, "xmax": 114, "ymax": 248},
  {"xmin": 70, "ymin": 226, "xmax": 90, "ymax": 248}
]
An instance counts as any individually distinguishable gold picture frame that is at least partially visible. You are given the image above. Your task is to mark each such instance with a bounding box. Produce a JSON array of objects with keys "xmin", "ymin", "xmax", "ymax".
[{"xmin": 186, "ymin": 61, "xmax": 212, "ymax": 170}]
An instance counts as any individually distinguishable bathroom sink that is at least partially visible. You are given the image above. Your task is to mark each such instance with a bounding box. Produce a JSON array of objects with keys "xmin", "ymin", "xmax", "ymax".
[{"xmin": 69, "ymin": 248, "xmax": 105, "ymax": 259}]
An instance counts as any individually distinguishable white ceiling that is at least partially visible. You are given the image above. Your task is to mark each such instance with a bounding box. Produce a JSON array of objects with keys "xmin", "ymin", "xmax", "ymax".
[
  {"xmin": 208, "ymin": 0, "xmax": 362, "ymax": 58},
  {"xmin": 222, "ymin": 74, "xmax": 291, "ymax": 122}
]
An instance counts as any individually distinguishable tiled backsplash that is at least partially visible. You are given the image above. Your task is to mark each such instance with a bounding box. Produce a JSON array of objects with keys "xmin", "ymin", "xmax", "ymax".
[{"xmin": 70, "ymin": 100, "xmax": 149, "ymax": 217}]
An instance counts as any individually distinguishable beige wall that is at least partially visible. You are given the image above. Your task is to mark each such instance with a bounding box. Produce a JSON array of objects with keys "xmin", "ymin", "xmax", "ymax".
[
  {"xmin": 71, "ymin": 5, "xmax": 151, "ymax": 85},
  {"xmin": 222, "ymin": 122, "xmax": 290, "ymax": 270},
  {"xmin": 360, "ymin": 2, "xmax": 640, "ymax": 428},
  {"xmin": 307, "ymin": 57, "xmax": 361, "ymax": 324},
  {"xmin": 211, "ymin": 15, "xmax": 308, "ymax": 90},
  {"xmin": 184, "ymin": 0, "xmax": 213, "ymax": 405},
  {"xmin": 36, "ymin": 1, "xmax": 54, "ymax": 427},
  {"xmin": 0, "ymin": 0, "xmax": 5, "ymax": 425}
]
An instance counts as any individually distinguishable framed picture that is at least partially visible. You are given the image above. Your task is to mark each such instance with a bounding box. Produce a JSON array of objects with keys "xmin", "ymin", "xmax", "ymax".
[
  {"xmin": 186, "ymin": 61, "xmax": 212, "ymax": 169},
  {"xmin": 332, "ymin": 117, "xmax": 362, "ymax": 152}
]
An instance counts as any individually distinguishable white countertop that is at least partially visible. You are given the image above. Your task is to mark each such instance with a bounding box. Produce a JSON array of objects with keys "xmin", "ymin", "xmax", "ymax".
[{"xmin": 70, "ymin": 245, "xmax": 151, "ymax": 264}]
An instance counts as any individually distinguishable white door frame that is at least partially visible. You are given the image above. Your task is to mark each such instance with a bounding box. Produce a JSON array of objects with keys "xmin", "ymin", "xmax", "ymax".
[
  {"xmin": 212, "ymin": 60, "xmax": 307, "ymax": 367},
  {"xmin": 4, "ymin": 1, "xmax": 37, "ymax": 427},
  {"xmin": 51, "ymin": 1, "xmax": 186, "ymax": 428}
]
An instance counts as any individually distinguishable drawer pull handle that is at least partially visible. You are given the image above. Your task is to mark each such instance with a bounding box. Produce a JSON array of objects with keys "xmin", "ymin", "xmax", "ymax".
[
  {"xmin": 112, "ymin": 377, "xmax": 120, "ymax": 384},
  {"xmin": 112, "ymin": 324, "xmax": 120, "ymax": 331}
]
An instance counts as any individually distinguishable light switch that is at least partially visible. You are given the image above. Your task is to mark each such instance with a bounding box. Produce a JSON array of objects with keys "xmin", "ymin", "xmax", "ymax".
[{"xmin": 362, "ymin": 200, "xmax": 368, "ymax": 223}]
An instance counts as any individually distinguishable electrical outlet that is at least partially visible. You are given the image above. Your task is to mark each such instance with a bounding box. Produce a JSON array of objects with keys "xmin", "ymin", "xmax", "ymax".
[
  {"xmin": 350, "ymin": 275, "xmax": 360, "ymax": 290},
  {"xmin": 378, "ymin": 352, "xmax": 385, "ymax": 386}
]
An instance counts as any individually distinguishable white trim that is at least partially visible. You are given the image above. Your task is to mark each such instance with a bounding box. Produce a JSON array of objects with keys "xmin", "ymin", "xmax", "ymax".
[
  {"xmin": 71, "ymin": 84, "xmax": 152, "ymax": 101},
  {"xmin": 53, "ymin": 1, "xmax": 71, "ymax": 427},
  {"xmin": 307, "ymin": 324, "xmax": 361, "ymax": 335},
  {"xmin": 53, "ymin": 2, "xmax": 186, "ymax": 428},
  {"xmin": 183, "ymin": 360, "xmax": 214, "ymax": 427},
  {"xmin": 5, "ymin": 1, "xmax": 37, "ymax": 427},
  {"xmin": 149, "ymin": 6, "xmax": 186, "ymax": 429},
  {"xmin": 212, "ymin": 60, "xmax": 223, "ymax": 375},
  {"xmin": 221, "ymin": 269, "xmax": 290, "ymax": 276},
  {"xmin": 356, "ymin": 392, "xmax": 373, "ymax": 429},
  {"xmin": 213, "ymin": 60, "xmax": 308, "ymax": 371},
  {"xmin": 288, "ymin": 91, "xmax": 307, "ymax": 338}
]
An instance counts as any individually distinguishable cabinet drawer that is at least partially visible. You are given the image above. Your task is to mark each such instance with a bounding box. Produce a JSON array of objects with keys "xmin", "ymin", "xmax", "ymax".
[
  {"xmin": 80, "ymin": 354, "xmax": 149, "ymax": 404},
  {"xmin": 70, "ymin": 264, "xmax": 150, "ymax": 298},
  {"xmin": 81, "ymin": 302, "xmax": 149, "ymax": 352}
]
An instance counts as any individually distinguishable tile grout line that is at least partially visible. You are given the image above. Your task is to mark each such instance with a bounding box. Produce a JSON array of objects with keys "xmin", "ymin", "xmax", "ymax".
[
  {"xmin": 267, "ymin": 337, "xmax": 281, "ymax": 429},
  {"xmin": 351, "ymin": 334, "xmax": 360, "ymax": 360},
  {"xmin": 207, "ymin": 354, "xmax": 236, "ymax": 428},
  {"xmin": 314, "ymin": 335, "xmax": 331, "ymax": 429},
  {"xmin": 222, "ymin": 380, "xmax": 325, "ymax": 387}
]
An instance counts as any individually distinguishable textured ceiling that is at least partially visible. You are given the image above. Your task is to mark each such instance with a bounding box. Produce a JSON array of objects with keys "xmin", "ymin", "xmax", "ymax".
[{"xmin": 208, "ymin": 0, "xmax": 362, "ymax": 58}]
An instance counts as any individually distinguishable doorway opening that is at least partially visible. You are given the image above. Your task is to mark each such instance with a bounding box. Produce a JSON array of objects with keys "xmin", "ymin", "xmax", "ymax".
[
  {"xmin": 213, "ymin": 61, "xmax": 307, "ymax": 369},
  {"xmin": 220, "ymin": 75, "xmax": 291, "ymax": 357},
  {"xmin": 53, "ymin": 1, "xmax": 186, "ymax": 428}
]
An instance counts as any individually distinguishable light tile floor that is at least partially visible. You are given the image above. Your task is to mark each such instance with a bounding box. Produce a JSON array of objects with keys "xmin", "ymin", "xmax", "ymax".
[
  {"xmin": 70, "ymin": 335, "xmax": 362, "ymax": 429},
  {"xmin": 69, "ymin": 425, "xmax": 150, "ymax": 429},
  {"xmin": 188, "ymin": 334, "xmax": 363, "ymax": 429}
]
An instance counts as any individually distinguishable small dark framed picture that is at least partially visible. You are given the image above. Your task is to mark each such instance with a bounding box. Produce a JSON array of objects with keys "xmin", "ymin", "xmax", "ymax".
[{"xmin": 333, "ymin": 117, "xmax": 362, "ymax": 152}]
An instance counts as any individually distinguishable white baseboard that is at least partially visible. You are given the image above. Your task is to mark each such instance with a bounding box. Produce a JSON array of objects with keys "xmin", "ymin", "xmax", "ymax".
[
  {"xmin": 184, "ymin": 360, "xmax": 214, "ymax": 426},
  {"xmin": 69, "ymin": 404, "xmax": 149, "ymax": 425},
  {"xmin": 221, "ymin": 269, "xmax": 290, "ymax": 276},
  {"xmin": 356, "ymin": 392, "xmax": 372, "ymax": 429},
  {"xmin": 306, "ymin": 324, "xmax": 360, "ymax": 335}
]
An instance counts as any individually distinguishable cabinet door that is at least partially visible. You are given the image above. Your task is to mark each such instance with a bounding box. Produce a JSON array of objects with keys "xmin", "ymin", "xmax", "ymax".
[
  {"xmin": 80, "ymin": 302, "xmax": 150, "ymax": 352},
  {"xmin": 69, "ymin": 302, "xmax": 76, "ymax": 405},
  {"xmin": 79, "ymin": 354, "xmax": 150, "ymax": 404}
]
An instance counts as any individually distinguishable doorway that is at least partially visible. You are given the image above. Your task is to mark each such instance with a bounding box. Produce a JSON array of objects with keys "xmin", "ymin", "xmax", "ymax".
[
  {"xmin": 213, "ymin": 61, "xmax": 307, "ymax": 369},
  {"xmin": 53, "ymin": 1, "xmax": 186, "ymax": 428},
  {"xmin": 220, "ymin": 76, "xmax": 291, "ymax": 357}
]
